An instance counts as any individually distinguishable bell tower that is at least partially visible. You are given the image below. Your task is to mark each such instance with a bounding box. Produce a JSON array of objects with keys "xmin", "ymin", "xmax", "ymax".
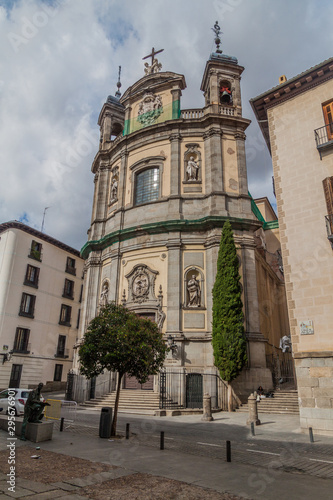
[
  {"xmin": 98, "ymin": 66, "xmax": 125, "ymax": 150},
  {"xmin": 201, "ymin": 21, "xmax": 243, "ymax": 117}
]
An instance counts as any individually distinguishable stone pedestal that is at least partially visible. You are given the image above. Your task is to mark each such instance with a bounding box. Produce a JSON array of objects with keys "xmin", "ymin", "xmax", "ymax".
[
  {"xmin": 201, "ymin": 393, "xmax": 214, "ymax": 422},
  {"xmin": 246, "ymin": 393, "xmax": 260, "ymax": 426},
  {"xmin": 0, "ymin": 416, "xmax": 54, "ymax": 442}
]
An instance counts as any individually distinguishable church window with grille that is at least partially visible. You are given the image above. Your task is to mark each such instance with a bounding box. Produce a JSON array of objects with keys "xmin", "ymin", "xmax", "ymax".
[{"xmin": 134, "ymin": 168, "xmax": 159, "ymax": 205}]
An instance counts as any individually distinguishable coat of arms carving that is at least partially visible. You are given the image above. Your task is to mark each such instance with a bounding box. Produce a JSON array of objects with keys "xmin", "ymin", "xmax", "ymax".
[
  {"xmin": 137, "ymin": 92, "xmax": 163, "ymax": 127},
  {"xmin": 125, "ymin": 264, "xmax": 159, "ymax": 304}
]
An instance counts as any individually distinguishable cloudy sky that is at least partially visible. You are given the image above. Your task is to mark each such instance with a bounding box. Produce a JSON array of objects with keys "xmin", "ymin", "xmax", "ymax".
[{"xmin": 0, "ymin": 0, "xmax": 332, "ymax": 250}]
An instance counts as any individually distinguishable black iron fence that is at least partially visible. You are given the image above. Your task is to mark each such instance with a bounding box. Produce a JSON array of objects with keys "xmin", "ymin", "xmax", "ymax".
[
  {"xmin": 266, "ymin": 349, "xmax": 296, "ymax": 389},
  {"xmin": 159, "ymin": 368, "xmax": 236, "ymax": 410}
]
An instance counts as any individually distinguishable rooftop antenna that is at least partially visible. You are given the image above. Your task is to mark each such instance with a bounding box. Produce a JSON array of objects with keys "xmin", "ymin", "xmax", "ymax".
[{"xmin": 41, "ymin": 207, "xmax": 50, "ymax": 233}]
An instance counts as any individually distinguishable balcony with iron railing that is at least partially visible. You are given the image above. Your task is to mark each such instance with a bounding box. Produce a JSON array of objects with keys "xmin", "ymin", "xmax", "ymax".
[
  {"xmin": 55, "ymin": 348, "xmax": 69, "ymax": 359},
  {"xmin": 325, "ymin": 214, "xmax": 333, "ymax": 243},
  {"xmin": 12, "ymin": 343, "xmax": 31, "ymax": 354},
  {"xmin": 314, "ymin": 123, "xmax": 333, "ymax": 159}
]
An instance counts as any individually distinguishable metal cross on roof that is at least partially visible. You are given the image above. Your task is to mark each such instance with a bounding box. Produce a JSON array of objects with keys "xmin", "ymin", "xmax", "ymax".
[{"xmin": 142, "ymin": 47, "xmax": 164, "ymax": 65}]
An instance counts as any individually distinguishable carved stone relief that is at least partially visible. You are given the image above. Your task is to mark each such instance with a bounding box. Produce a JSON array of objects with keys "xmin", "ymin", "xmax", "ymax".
[
  {"xmin": 122, "ymin": 269, "xmax": 166, "ymax": 332},
  {"xmin": 137, "ymin": 92, "xmax": 163, "ymax": 127},
  {"xmin": 125, "ymin": 264, "xmax": 158, "ymax": 304}
]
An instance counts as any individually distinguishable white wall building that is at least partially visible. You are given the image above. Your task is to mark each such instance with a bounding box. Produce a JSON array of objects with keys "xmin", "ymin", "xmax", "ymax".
[{"xmin": 0, "ymin": 221, "xmax": 84, "ymax": 390}]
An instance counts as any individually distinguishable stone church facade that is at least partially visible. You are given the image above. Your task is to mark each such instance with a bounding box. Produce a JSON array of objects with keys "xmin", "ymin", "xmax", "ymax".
[{"xmin": 74, "ymin": 33, "xmax": 282, "ymax": 404}]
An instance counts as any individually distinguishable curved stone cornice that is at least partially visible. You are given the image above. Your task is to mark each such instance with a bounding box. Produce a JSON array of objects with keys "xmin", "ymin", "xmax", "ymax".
[
  {"xmin": 129, "ymin": 155, "xmax": 166, "ymax": 171},
  {"xmin": 234, "ymin": 132, "xmax": 246, "ymax": 140},
  {"xmin": 169, "ymin": 133, "xmax": 182, "ymax": 142},
  {"xmin": 203, "ymin": 128, "xmax": 223, "ymax": 140},
  {"xmin": 81, "ymin": 215, "xmax": 262, "ymax": 259}
]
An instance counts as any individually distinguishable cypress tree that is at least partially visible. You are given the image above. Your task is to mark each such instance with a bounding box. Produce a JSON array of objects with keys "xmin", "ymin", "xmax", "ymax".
[{"xmin": 212, "ymin": 220, "xmax": 247, "ymax": 396}]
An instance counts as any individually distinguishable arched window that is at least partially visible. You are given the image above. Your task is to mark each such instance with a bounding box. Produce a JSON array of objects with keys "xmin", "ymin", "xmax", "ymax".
[{"xmin": 134, "ymin": 167, "xmax": 160, "ymax": 206}]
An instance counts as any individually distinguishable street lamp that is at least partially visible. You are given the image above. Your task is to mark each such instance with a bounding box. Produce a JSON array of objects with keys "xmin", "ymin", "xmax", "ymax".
[{"xmin": 1, "ymin": 350, "xmax": 13, "ymax": 364}]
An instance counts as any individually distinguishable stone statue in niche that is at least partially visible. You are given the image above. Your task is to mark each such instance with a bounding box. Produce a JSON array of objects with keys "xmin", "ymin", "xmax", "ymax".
[
  {"xmin": 187, "ymin": 275, "xmax": 201, "ymax": 307},
  {"xmin": 186, "ymin": 156, "xmax": 199, "ymax": 181},
  {"xmin": 99, "ymin": 281, "xmax": 109, "ymax": 307},
  {"xmin": 111, "ymin": 177, "xmax": 118, "ymax": 201},
  {"xmin": 110, "ymin": 168, "xmax": 119, "ymax": 202}
]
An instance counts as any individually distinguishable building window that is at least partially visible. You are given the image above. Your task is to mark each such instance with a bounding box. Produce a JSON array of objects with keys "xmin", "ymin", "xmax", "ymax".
[
  {"xmin": 59, "ymin": 304, "xmax": 72, "ymax": 326},
  {"xmin": 76, "ymin": 309, "xmax": 81, "ymax": 329},
  {"xmin": 24, "ymin": 264, "xmax": 39, "ymax": 288},
  {"xmin": 54, "ymin": 364, "xmax": 63, "ymax": 382},
  {"xmin": 19, "ymin": 293, "xmax": 36, "ymax": 318},
  {"xmin": 29, "ymin": 240, "xmax": 42, "ymax": 261},
  {"xmin": 323, "ymin": 101, "xmax": 333, "ymax": 141},
  {"xmin": 66, "ymin": 257, "xmax": 76, "ymax": 275},
  {"xmin": 63, "ymin": 279, "xmax": 74, "ymax": 299},
  {"xmin": 134, "ymin": 168, "xmax": 160, "ymax": 206},
  {"xmin": 79, "ymin": 284, "xmax": 83, "ymax": 303},
  {"xmin": 55, "ymin": 335, "xmax": 68, "ymax": 358},
  {"xmin": 13, "ymin": 328, "xmax": 30, "ymax": 353}
]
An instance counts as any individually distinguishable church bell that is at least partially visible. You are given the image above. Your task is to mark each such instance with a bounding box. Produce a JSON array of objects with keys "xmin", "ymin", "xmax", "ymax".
[{"xmin": 220, "ymin": 90, "xmax": 231, "ymax": 104}]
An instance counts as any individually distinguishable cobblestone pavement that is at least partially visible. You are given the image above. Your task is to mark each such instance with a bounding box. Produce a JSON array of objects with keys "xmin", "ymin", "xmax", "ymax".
[{"xmin": 55, "ymin": 420, "xmax": 333, "ymax": 480}]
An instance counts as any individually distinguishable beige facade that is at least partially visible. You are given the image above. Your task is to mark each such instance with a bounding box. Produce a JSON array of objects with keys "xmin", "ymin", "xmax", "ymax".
[
  {"xmin": 254, "ymin": 198, "xmax": 290, "ymax": 355},
  {"xmin": 251, "ymin": 57, "xmax": 333, "ymax": 434},
  {"xmin": 74, "ymin": 43, "xmax": 288, "ymax": 406},
  {"xmin": 0, "ymin": 222, "xmax": 84, "ymax": 390}
]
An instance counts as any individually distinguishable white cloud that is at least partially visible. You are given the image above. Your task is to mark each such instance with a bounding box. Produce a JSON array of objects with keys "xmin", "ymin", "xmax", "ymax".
[{"xmin": 0, "ymin": 0, "xmax": 332, "ymax": 248}]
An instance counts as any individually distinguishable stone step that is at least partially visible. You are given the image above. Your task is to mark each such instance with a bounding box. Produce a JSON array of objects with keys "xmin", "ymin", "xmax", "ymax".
[
  {"xmin": 80, "ymin": 389, "xmax": 161, "ymax": 414},
  {"xmin": 235, "ymin": 390, "xmax": 299, "ymax": 415}
]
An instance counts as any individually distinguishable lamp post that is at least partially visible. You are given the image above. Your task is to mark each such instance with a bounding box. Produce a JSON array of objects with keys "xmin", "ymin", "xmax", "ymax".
[{"xmin": 1, "ymin": 350, "xmax": 13, "ymax": 364}]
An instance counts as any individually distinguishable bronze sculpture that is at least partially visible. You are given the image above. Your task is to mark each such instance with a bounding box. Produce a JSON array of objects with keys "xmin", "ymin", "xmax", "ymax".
[{"xmin": 20, "ymin": 383, "xmax": 50, "ymax": 441}]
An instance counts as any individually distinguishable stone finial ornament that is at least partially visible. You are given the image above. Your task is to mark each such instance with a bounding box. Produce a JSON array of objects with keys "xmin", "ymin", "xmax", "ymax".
[
  {"xmin": 212, "ymin": 21, "xmax": 223, "ymax": 54},
  {"xmin": 115, "ymin": 66, "xmax": 122, "ymax": 98}
]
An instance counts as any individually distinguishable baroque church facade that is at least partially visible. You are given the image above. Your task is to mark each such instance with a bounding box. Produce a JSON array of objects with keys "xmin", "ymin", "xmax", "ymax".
[{"xmin": 74, "ymin": 28, "xmax": 285, "ymax": 404}]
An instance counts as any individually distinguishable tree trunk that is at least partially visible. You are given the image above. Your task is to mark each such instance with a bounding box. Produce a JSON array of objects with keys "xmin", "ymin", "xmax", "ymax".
[
  {"xmin": 227, "ymin": 383, "xmax": 233, "ymax": 412},
  {"xmin": 111, "ymin": 372, "xmax": 123, "ymax": 436}
]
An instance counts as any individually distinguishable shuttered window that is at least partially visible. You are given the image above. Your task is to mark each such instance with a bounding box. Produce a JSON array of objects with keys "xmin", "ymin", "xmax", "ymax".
[{"xmin": 323, "ymin": 177, "xmax": 333, "ymax": 214}]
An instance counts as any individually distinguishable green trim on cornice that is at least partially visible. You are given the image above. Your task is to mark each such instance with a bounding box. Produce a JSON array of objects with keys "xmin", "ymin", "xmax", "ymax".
[
  {"xmin": 263, "ymin": 220, "xmax": 279, "ymax": 230},
  {"xmin": 249, "ymin": 191, "xmax": 265, "ymax": 223},
  {"xmin": 248, "ymin": 191, "xmax": 279, "ymax": 230},
  {"xmin": 81, "ymin": 215, "xmax": 260, "ymax": 259}
]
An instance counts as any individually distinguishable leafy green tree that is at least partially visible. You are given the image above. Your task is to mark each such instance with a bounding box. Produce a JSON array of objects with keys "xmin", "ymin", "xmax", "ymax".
[
  {"xmin": 79, "ymin": 303, "xmax": 167, "ymax": 435},
  {"xmin": 212, "ymin": 220, "xmax": 247, "ymax": 409}
]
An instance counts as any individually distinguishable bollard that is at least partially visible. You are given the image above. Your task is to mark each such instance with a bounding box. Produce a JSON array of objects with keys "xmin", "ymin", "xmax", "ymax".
[
  {"xmin": 60, "ymin": 417, "xmax": 64, "ymax": 432},
  {"xmin": 160, "ymin": 431, "xmax": 164, "ymax": 450},
  {"xmin": 201, "ymin": 393, "xmax": 214, "ymax": 422},
  {"xmin": 246, "ymin": 393, "xmax": 261, "ymax": 426},
  {"xmin": 226, "ymin": 440, "xmax": 231, "ymax": 462},
  {"xmin": 309, "ymin": 427, "xmax": 314, "ymax": 443},
  {"xmin": 251, "ymin": 421, "xmax": 255, "ymax": 436},
  {"xmin": 126, "ymin": 423, "xmax": 130, "ymax": 440}
]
